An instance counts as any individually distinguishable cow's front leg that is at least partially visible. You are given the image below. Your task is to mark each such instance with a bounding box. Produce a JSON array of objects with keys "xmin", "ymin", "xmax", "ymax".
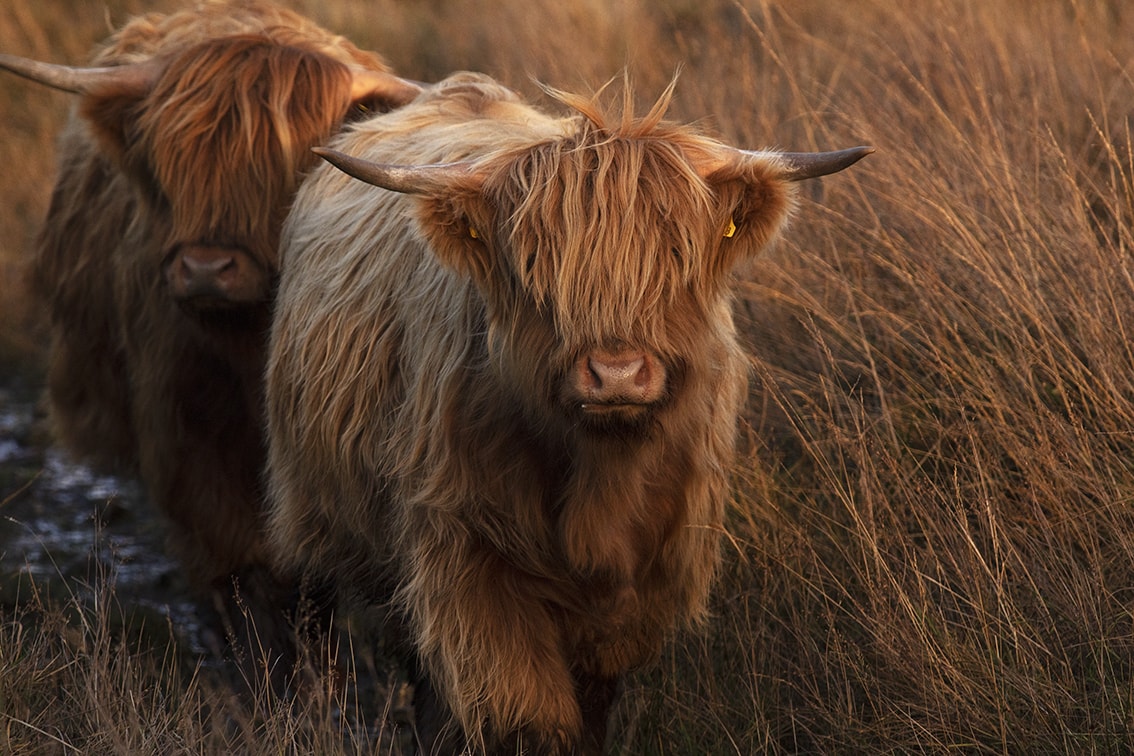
[{"xmin": 405, "ymin": 528, "xmax": 582, "ymax": 754}]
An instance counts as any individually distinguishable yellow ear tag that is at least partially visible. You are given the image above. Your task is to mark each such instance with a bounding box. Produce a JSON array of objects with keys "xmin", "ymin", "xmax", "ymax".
[
  {"xmin": 469, "ymin": 226, "xmax": 479, "ymax": 239},
  {"xmin": 723, "ymin": 218, "xmax": 737, "ymax": 238}
]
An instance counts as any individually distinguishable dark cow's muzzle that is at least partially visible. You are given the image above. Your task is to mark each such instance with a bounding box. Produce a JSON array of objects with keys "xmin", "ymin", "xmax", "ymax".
[{"xmin": 162, "ymin": 243, "xmax": 270, "ymax": 308}]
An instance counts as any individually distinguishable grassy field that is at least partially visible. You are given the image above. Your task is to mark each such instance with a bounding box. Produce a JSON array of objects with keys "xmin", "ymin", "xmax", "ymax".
[{"xmin": 4, "ymin": 0, "xmax": 1134, "ymax": 752}]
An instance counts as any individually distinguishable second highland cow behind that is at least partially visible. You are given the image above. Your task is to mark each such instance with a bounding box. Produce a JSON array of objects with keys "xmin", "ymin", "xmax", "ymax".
[{"xmin": 0, "ymin": 0, "xmax": 419, "ymax": 668}]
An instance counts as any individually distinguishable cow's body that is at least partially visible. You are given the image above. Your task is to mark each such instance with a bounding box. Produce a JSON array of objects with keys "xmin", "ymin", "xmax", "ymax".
[
  {"xmin": 5, "ymin": 0, "xmax": 418, "ymax": 662},
  {"xmin": 267, "ymin": 72, "xmax": 869, "ymax": 752}
]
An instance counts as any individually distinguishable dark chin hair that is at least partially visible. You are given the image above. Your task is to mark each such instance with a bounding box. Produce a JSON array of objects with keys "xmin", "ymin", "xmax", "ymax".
[
  {"xmin": 576, "ymin": 409, "xmax": 657, "ymax": 442},
  {"xmin": 181, "ymin": 300, "xmax": 270, "ymax": 333}
]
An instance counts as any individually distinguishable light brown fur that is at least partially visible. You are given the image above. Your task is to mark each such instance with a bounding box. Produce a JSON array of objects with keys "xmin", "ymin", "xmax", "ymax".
[
  {"xmin": 267, "ymin": 72, "xmax": 798, "ymax": 753},
  {"xmin": 27, "ymin": 0, "xmax": 410, "ymax": 649}
]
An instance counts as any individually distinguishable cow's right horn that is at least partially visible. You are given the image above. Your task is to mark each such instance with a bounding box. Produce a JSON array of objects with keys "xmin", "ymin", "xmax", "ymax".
[
  {"xmin": 313, "ymin": 147, "xmax": 483, "ymax": 195},
  {"xmin": 0, "ymin": 53, "xmax": 159, "ymax": 95}
]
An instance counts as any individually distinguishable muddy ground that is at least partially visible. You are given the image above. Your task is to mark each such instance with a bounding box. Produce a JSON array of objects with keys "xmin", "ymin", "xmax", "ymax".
[{"xmin": 0, "ymin": 370, "xmax": 208, "ymax": 650}]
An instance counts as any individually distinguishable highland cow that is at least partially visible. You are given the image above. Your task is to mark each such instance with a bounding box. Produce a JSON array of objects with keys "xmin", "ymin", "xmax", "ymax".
[
  {"xmin": 266, "ymin": 72, "xmax": 870, "ymax": 753},
  {"xmin": 0, "ymin": 0, "xmax": 419, "ymax": 662}
]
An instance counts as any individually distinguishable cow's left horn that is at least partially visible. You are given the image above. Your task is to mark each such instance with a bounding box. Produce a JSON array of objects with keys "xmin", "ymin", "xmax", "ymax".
[
  {"xmin": 770, "ymin": 146, "xmax": 875, "ymax": 181},
  {"xmin": 0, "ymin": 53, "xmax": 159, "ymax": 95},
  {"xmin": 313, "ymin": 147, "xmax": 483, "ymax": 195}
]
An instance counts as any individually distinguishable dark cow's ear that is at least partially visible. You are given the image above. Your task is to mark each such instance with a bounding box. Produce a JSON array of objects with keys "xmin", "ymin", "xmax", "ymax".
[
  {"xmin": 79, "ymin": 87, "xmax": 148, "ymax": 168},
  {"xmin": 0, "ymin": 52, "xmax": 155, "ymax": 168},
  {"xmin": 349, "ymin": 69, "xmax": 423, "ymax": 113}
]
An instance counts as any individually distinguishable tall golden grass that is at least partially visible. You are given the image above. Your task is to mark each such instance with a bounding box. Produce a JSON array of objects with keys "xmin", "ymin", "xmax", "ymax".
[{"xmin": 3, "ymin": 0, "xmax": 1134, "ymax": 752}]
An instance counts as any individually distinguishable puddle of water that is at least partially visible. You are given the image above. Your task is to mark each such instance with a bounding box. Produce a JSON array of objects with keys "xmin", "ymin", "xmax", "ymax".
[{"xmin": 0, "ymin": 378, "xmax": 210, "ymax": 654}]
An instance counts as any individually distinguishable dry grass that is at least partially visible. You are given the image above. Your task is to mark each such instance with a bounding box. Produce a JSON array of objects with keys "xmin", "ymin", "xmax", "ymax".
[
  {"xmin": 0, "ymin": 558, "xmax": 408, "ymax": 753},
  {"xmin": 4, "ymin": 0, "xmax": 1134, "ymax": 752}
]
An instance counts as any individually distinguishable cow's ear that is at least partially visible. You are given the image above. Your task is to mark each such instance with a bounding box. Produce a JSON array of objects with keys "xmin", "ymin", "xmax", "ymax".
[
  {"xmin": 708, "ymin": 159, "xmax": 797, "ymax": 268},
  {"xmin": 0, "ymin": 54, "xmax": 155, "ymax": 165},
  {"xmin": 310, "ymin": 147, "xmax": 495, "ymax": 281},
  {"xmin": 78, "ymin": 88, "xmax": 148, "ymax": 167},
  {"xmin": 703, "ymin": 145, "xmax": 871, "ymax": 268},
  {"xmin": 349, "ymin": 69, "xmax": 422, "ymax": 113},
  {"xmin": 414, "ymin": 193, "xmax": 496, "ymax": 283}
]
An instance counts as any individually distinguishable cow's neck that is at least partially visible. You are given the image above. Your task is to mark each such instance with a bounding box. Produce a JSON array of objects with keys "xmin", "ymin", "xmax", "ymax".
[{"xmin": 555, "ymin": 432, "xmax": 684, "ymax": 586}]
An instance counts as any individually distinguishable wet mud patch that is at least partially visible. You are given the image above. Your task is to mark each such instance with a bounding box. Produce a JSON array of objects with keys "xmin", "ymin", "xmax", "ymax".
[{"xmin": 0, "ymin": 376, "xmax": 209, "ymax": 654}]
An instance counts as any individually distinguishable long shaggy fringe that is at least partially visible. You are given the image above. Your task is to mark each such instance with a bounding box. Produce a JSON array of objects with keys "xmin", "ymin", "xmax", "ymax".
[{"xmin": 135, "ymin": 34, "xmax": 354, "ymax": 250}]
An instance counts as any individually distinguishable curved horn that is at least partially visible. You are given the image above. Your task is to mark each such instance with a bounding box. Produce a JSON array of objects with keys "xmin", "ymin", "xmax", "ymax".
[
  {"xmin": 349, "ymin": 67, "xmax": 423, "ymax": 107},
  {"xmin": 0, "ymin": 52, "xmax": 159, "ymax": 95},
  {"xmin": 313, "ymin": 147, "xmax": 481, "ymax": 195},
  {"xmin": 770, "ymin": 146, "xmax": 874, "ymax": 181}
]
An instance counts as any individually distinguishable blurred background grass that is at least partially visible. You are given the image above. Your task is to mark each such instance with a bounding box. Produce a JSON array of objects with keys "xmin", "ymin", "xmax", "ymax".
[{"xmin": 4, "ymin": 0, "xmax": 1134, "ymax": 752}]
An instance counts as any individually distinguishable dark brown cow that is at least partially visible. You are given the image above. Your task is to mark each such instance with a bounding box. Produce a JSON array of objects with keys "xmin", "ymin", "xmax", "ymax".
[
  {"xmin": 0, "ymin": 0, "xmax": 419, "ymax": 664},
  {"xmin": 266, "ymin": 72, "xmax": 870, "ymax": 753}
]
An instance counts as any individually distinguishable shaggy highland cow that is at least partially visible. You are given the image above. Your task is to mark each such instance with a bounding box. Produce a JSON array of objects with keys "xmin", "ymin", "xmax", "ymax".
[
  {"xmin": 266, "ymin": 72, "xmax": 870, "ymax": 753},
  {"xmin": 0, "ymin": 0, "xmax": 419, "ymax": 660}
]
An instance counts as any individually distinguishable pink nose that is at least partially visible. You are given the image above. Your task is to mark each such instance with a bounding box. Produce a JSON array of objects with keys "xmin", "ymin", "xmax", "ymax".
[{"xmin": 574, "ymin": 349, "xmax": 666, "ymax": 405}]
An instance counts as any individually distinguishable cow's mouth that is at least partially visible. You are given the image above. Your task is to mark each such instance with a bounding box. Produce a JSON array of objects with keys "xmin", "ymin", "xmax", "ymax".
[
  {"xmin": 579, "ymin": 402, "xmax": 650, "ymax": 418},
  {"xmin": 575, "ymin": 401, "xmax": 655, "ymax": 436}
]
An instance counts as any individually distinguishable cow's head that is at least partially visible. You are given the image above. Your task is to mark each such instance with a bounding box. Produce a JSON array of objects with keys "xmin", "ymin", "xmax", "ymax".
[
  {"xmin": 314, "ymin": 89, "xmax": 870, "ymax": 435},
  {"xmin": 0, "ymin": 37, "xmax": 420, "ymax": 316}
]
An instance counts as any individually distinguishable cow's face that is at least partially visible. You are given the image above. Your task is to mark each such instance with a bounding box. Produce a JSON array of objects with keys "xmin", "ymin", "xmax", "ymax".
[
  {"xmin": 72, "ymin": 35, "xmax": 419, "ymax": 316},
  {"xmin": 457, "ymin": 132, "xmax": 797, "ymax": 435},
  {"xmin": 314, "ymin": 119, "xmax": 869, "ymax": 433}
]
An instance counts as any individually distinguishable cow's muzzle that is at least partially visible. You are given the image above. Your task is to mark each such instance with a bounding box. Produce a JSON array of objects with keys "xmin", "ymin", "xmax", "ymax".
[
  {"xmin": 569, "ymin": 348, "xmax": 667, "ymax": 419},
  {"xmin": 163, "ymin": 243, "xmax": 270, "ymax": 308}
]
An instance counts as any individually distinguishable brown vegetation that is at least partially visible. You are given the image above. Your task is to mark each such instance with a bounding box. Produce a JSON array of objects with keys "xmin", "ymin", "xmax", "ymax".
[{"xmin": 3, "ymin": 0, "xmax": 1134, "ymax": 753}]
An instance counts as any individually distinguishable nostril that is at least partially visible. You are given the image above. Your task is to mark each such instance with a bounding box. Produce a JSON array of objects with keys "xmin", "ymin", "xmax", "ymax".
[{"xmin": 584, "ymin": 360, "xmax": 603, "ymax": 391}]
